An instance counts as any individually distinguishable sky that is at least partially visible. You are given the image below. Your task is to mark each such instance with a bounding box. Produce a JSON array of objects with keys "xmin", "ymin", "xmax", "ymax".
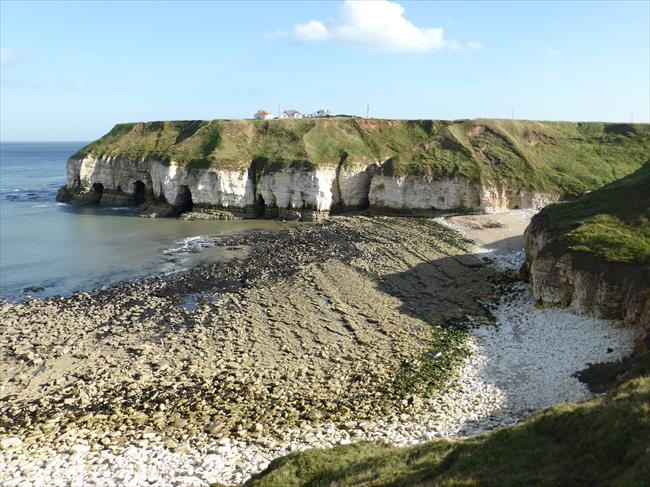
[{"xmin": 1, "ymin": 0, "xmax": 649, "ymax": 141}]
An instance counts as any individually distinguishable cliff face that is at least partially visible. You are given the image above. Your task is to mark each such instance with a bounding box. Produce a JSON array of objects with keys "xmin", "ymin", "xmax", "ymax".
[
  {"xmin": 524, "ymin": 162, "xmax": 650, "ymax": 348},
  {"xmin": 525, "ymin": 225, "xmax": 650, "ymax": 332},
  {"xmin": 57, "ymin": 118, "xmax": 650, "ymax": 218},
  {"xmin": 57, "ymin": 153, "xmax": 560, "ymax": 218},
  {"xmin": 59, "ymin": 155, "xmax": 370, "ymax": 219},
  {"xmin": 368, "ymin": 175, "xmax": 560, "ymax": 213}
]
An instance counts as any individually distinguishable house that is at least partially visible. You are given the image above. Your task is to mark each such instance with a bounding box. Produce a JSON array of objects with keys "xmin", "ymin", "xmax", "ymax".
[
  {"xmin": 282, "ymin": 109, "xmax": 302, "ymax": 119},
  {"xmin": 312, "ymin": 109, "xmax": 334, "ymax": 118},
  {"xmin": 254, "ymin": 109, "xmax": 273, "ymax": 120}
]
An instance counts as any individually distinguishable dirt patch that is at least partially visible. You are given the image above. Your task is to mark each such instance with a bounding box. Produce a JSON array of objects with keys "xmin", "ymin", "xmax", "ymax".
[
  {"xmin": 523, "ymin": 129, "xmax": 554, "ymax": 146},
  {"xmin": 468, "ymin": 125, "xmax": 486, "ymax": 136},
  {"xmin": 441, "ymin": 210, "xmax": 535, "ymax": 253}
]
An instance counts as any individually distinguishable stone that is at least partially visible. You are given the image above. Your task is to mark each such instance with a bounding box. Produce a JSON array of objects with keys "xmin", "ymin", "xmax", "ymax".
[
  {"xmin": 0, "ymin": 436, "xmax": 23, "ymax": 449},
  {"xmin": 0, "ymin": 212, "xmax": 638, "ymax": 487},
  {"xmin": 69, "ymin": 444, "xmax": 90, "ymax": 454}
]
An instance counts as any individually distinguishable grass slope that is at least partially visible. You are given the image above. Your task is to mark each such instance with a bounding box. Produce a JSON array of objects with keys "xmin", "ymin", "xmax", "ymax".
[
  {"xmin": 240, "ymin": 376, "xmax": 650, "ymax": 487},
  {"xmin": 537, "ymin": 161, "xmax": 650, "ymax": 266},
  {"xmin": 74, "ymin": 119, "xmax": 650, "ymax": 197}
]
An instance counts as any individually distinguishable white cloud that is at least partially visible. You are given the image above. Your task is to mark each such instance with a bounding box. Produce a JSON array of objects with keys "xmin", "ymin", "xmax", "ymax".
[
  {"xmin": 287, "ymin": 0, "xmax": 475, "ymax": 53},
  {"xmin": 468, "ymin": 41, "xmax": 482, "ymax": 50},
  {"xmin": 71, "ymin": 80, "xmax": 86, "ymax": 89},
  {"xmin": 544, "ymin": 70, "xmax": 560, "ymax": 80},
  {"xmin": 547, "ymin": 48, "xmax": 561, "ymax": 56},
  {"xmin": 294, "ymin": 20, "xmax": 329, "ymax": 41},
  {"xmin": 333, "ymin": 0, "xmax": 443, "ymax": 52}
]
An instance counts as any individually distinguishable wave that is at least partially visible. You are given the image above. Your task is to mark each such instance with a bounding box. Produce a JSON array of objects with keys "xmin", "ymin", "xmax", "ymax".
[
  {"xmin": 1, "ymin": 187, "xmax": 57, "ymax": 202},
  {"xmin": 162, "ymin": 235, "xmax": 221, "ymax": 257},
  {"xmin": 160, "ymin": 267, "xmax": 190, "ymax": 277}
]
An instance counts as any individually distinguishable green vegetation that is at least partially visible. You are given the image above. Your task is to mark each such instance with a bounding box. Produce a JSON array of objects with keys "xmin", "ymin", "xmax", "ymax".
[
  {"xmin": 394, "ymin": 327, "xmax": 470, "ymax": 396},
  {"xmin": 74, "ymin": 118, "xmax": 650, "ymax": 196},
  {"xmin": 538, "ymin": 161, "xmax": 650, "ymax": 266},
  {"xmin": 385, "ymin": 120, "xmax": 650, "ymax": 196},
  {"xmin": 241, "ymin": 376, "xmax": 650, "ymax": 487}
]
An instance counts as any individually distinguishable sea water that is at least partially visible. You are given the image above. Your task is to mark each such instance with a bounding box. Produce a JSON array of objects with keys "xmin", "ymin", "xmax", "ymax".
[{"xmin": 0, "ymin": 142, "xmax": 284, "ymax": 301}]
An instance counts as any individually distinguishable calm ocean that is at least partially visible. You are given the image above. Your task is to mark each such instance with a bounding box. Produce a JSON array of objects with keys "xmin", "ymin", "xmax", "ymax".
[{"xmin": 0, "ymin": 142, "xmax": 281, "ymax": 301}]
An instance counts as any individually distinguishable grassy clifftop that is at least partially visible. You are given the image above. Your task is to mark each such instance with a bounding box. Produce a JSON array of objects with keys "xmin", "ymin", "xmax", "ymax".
[
  {"xmin": 75, "ymin": 118, "xmax": 650, "ymax": 197},
  {"xmin": 238, "ymin": 377, "xmax": 650, "ymax": 487},
  {"xmin": 535, "ymin": 161, "xmax": 650, "ymax": 267}
]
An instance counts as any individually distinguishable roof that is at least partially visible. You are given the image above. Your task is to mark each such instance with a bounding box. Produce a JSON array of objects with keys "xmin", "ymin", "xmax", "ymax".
[
  {"xmin": 255, "ymin": 110, "xmax": 272, "ymax": 115},
  {"xmin": 283, "ymin": 109, "xmax": 300, "ymax": 115}
]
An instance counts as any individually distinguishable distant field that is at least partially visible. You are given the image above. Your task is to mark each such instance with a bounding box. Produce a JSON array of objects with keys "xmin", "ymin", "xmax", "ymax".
[{"xmin": 74, "ymin": 118, "xmax": 650, "ymax": 197}]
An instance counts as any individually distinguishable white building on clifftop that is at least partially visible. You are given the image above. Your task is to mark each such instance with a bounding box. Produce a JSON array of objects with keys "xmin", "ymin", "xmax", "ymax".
[
  {"xmin": 281, "ymin": 109, "xmax": 302, "ymax": 119},
  {"xmin": 254, "ymin": 109, "xmax": 273, "ymax": 120},
  {"xmin": 310, "ymin": 109, "xmax": 334, "ymax": 118}
]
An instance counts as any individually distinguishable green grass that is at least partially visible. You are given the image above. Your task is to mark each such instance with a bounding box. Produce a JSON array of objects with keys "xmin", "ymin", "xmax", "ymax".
[
  {"xmin": 73, "ymin": 118, "xmax": 650, "ymax": 196},
  {"xmin": 387, "ymin": 120, "xmax": 650, "ymax": 196},
  {"xmin": 241, "ymin": 376, "xmax": 650, "ymax": 487},
  {"xmin": 393, "ymin": 326, "xmax": 470, "ymax": 397},
  {"xmin": 537, "ymin": 161, "xmax": 650, "ymax": 266}
]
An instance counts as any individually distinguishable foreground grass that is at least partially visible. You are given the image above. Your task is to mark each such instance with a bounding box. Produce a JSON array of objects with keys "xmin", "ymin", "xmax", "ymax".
[
  {"xmin": 538, "ymin": 161, "xmax": 650, "ymax": 266},
  {"xmin": 239, "ymin": 376, "xmax": 650, "ymax": 487},
  {"xmin": 73, "ymin": 118, "xmax": 650, "ymax": 197}
]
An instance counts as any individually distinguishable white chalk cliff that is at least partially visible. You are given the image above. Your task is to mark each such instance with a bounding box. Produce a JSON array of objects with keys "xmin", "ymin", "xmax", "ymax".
[{"xmin": 59, "ymin": 154, "xmax": 560, "ymax": 218}]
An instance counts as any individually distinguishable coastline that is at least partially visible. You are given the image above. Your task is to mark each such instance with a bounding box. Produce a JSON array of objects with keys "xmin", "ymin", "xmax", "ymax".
[{"xmin": 0, "ymin": 214, "xmax": 637, "ymax": 486}]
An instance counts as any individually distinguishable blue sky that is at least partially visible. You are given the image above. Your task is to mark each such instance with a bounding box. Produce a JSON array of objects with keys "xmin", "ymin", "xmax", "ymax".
[{"xmin": 1, "ymin": 0, "xmax": 648, "ymax": 141}]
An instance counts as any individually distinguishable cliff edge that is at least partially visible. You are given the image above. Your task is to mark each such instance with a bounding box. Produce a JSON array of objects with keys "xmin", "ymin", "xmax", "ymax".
[
  {"xmin": 524, "ymin": 161, "xmax": 650, "ymax": 348},
  {"xmin": 57, "ymin": 118, "xmax": 650, "ymax": 218}
]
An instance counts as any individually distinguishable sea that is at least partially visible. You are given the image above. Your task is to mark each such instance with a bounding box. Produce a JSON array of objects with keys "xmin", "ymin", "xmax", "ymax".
[{"xmin": 0, "ymin": 142, "xmax": 283, "ymax": 301}]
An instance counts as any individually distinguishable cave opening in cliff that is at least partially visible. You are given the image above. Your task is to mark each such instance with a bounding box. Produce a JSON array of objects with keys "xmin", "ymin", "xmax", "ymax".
[
  {"xmin": 133, "ymin": 180, "xmax": 146, "ymax": 205},
  {"xmin": 255, "ymin": 194, "xmax": 266, "ymax": 217},
  {"xmin": 176, "ymin": 185, "xmax": 194, "ymax": 213},
  {"xmin": 91, "ymin": 183, "xmax": 104, "ymax": 204}
]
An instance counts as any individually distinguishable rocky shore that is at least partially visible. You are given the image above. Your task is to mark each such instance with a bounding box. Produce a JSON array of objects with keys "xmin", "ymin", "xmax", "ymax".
[
  {"xmin": 523, "ymin": 162, "xmax": 650, "ymax": 350},
  {"xmin": 0, "ymin": 215, "xmax": 638, "ymax": 486},
  {"xmin": 525, "ymin": 217, "xmax": 650, "ymax": 333}
]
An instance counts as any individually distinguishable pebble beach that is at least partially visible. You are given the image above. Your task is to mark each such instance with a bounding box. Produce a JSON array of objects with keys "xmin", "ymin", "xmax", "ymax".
[{"xmin": 0, "ymin": 213, "xmax": 637, "ymax": 486}]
